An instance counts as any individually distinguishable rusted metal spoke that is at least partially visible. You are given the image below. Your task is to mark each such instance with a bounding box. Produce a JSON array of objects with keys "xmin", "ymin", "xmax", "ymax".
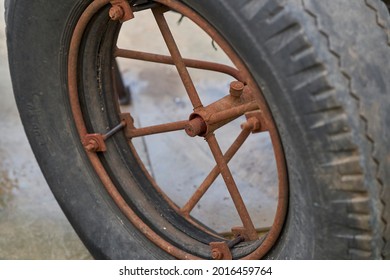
[
  {"xmin": 180, "ymin": 128, "xmax": 251, "ymax": 216},
  {"xmin": 152, "ymin": 8, "xmax": 203, "ymax": 109},
  {"xmin": 208, "ymin": 101, "xmax": 259, "ymax": 125},
  {"xmin": 205, "ymin": 133, "xmax": 258, "ymax": 240},
  {"xmin": 114, "ymin": 48, "xmax": 242, "ymax": 81},
  {"xmin": 127, "ymin": 120, "xmax": 188, "ymax": 138}
]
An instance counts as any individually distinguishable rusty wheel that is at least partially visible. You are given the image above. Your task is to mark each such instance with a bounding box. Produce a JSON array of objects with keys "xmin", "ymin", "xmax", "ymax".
[
  {"xmin": 7, "ymin": 0, "xmax": 390, "ymax": 259},
  {"xmin": 68, "ymin": 0, "xmax": 287, "ymax": 260}
]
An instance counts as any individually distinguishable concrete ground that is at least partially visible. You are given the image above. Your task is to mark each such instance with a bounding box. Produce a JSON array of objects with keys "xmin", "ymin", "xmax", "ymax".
[{"xmin": 0, "ymin": 2, "xmax": 278, "ymax": 259}]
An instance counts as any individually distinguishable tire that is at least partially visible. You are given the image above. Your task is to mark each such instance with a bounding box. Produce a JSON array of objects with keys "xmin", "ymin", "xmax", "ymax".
[{"xmin": 5, "ymin": 0, "xmax": 390, "ymax": 259}]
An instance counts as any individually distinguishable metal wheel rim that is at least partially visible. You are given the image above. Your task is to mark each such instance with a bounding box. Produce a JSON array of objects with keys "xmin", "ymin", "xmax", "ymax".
[{"xmin": 67, "ymin": 0, "xmax": 288, "ymax": 259}]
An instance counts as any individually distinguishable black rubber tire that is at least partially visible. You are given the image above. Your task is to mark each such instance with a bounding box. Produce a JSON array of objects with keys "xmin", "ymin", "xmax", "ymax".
[{"xmin": 5, "ymin": 0, "xmax": 390, "ymax": 259}]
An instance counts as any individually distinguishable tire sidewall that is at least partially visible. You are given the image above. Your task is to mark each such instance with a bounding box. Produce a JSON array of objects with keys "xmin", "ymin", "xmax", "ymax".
[{"xmin": 6, "ymin": 0, "xmax": 172, "ymax": 259}]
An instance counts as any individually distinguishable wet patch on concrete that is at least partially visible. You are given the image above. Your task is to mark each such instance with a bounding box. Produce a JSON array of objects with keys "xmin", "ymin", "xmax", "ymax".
[{"xmin": 0, "ymin": 167, "xmax": 18, "ymax": 211}]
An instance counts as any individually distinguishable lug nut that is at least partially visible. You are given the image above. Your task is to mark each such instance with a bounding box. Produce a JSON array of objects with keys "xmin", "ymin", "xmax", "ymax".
[
  {"xmin": 109, "ymin": 5, "xmax": 124, "ymax": 21},
  {"xmin": 83, "ymin": 134, "xmax": 107, "ymax": 152},
  {"xmin": 211, "ymin": 249, "xmax": 223, "ymax": 260},
  {"xmin": 85, "ymin": 139, "xmax": 99, "ymax": 152},
  {"xmin": 229, "ymin": 81, "xmax": 245, "ymax": 98},
  {"xmin": 241, "ymin": 117, "xmax": 261, "ymax": 132}
]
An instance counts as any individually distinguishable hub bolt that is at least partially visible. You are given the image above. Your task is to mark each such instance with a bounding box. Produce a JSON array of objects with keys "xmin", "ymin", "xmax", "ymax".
[
  {"xmin": 229, "ymin": 81, "xmax": 245, "ymax": 98},
  {"xmin": 85, "ymin": 139, "xmax": 99, "ymax": 152},
  {"xmin": 211, "ymin": 249, "xmax": 223, "ymax": 260},
  {"xmin": 109, "ymin": 5, "xmax": 124, "ymax": 21},
  {"xmin": 241, "ymin": 117, "xmax": 261, "ymax": 132}
]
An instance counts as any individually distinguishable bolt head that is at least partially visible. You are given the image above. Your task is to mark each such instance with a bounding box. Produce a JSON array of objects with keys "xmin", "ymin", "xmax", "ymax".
[
  {"xmin": 211, "ymin": 249, "xmax": 223, "ymax": 260},
  {"xmin": 229, "ymin": 81, "xmax": 245, "ymax": 97},
  {"xmin": 109, "ymin": 6, "xmax": 124, "ymax": 21},
  {"xmin": 85, "ymin": 139, "xmax": 99, "ymax": 152},
  {"xmin": 241, "ymin": 117, "xmax": 261, "ymax": 132}
]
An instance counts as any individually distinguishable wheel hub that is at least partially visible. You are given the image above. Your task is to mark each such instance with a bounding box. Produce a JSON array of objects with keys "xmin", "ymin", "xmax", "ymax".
[
  {"xmin": 185, "ymin": 81, "xmax": 260, "ymax": 137},
  {"xmin": 185, "ymin": 116, "xmax": 207, "ymax": 137}
]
